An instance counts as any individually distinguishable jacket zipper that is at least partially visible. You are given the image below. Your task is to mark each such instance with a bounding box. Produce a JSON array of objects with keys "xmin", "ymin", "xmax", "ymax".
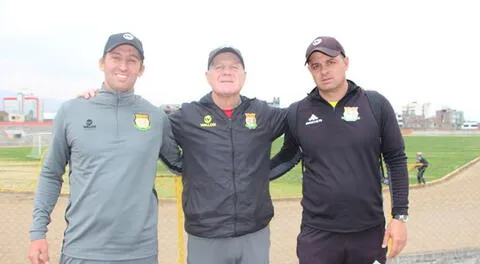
[
  {"xmin": 116, "ymin": 95, "xmax": 119, "ymax": 138},
  {"xmin": 228, "ymin": 117, "xmax": 238, "ymax": 235}
]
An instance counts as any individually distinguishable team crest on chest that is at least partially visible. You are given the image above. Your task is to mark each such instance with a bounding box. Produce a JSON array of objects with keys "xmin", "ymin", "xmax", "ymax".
[
  {"xmin": 134, "ymin": 113, "xmax": 151, "ymax": 131},
  {"xmin": 341, "ymin": 107, "xmax": 360, "ymax": 122},
  {"xmin": 245, "ymin": 113, "xmax": 257, "ymax": 129}
]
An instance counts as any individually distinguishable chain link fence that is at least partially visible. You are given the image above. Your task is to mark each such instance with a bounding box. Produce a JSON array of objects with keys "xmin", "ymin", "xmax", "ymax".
[{"xmin": 1, "ymin": 125, "xmax": 479, "ymax": 263}]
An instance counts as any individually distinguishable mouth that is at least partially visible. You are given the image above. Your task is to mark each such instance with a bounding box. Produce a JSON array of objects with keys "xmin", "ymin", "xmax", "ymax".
[{"xmin": 116, "ymin": 74, "xmax": 129, "ymax": 81}]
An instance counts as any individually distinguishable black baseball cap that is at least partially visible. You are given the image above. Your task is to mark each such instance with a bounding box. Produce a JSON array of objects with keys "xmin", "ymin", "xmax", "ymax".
[
  {"xmin": 305, "ymin": 36, "xmax": 345, "ymax": 64},
  {"xmin": 207, "ymin": 46, "xmax": 245, "ymax": 69},
  {"xmin": 103, "ymin": 32, "xmax": 144, "ymax": 60}
]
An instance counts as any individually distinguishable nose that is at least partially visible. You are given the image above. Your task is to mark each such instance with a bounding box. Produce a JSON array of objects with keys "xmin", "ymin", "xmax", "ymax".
[
  {"xmin": 320, "ymin": 66, "xmax": 329, "ymax": 75},
  {"xmin": 118, "ymin": 59, "xmax": 128, "ymax": 71},
  {"xmin": 223, "ymin": 66, "xmax": 234, "ymax": 74},
  {"xmin": 222, "ymin": 68, "xmax": 233, "ymax": 76}
]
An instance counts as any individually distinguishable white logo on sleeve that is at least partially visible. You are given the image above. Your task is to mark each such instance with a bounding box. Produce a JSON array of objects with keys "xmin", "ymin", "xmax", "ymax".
[{"xmin": 305, "ymin": 114, "xmax": 322, "ymax": 125}]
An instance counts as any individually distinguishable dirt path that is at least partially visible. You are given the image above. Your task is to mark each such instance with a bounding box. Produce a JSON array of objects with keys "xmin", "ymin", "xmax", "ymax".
[{"xmin": 1, "ymin": 159, "xmax": 479, "ymax": 264}]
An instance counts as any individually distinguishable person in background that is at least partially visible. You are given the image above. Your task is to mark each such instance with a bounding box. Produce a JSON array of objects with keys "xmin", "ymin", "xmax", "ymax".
[{"xmin": 415, "ymin": 152, "xmax": 429, "ymax": 184}]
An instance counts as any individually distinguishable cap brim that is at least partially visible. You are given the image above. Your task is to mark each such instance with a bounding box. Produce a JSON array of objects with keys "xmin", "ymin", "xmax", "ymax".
[
  {"xmin": 305, "ymin": 47, "xmax": 341, "ymax": 64},
  {"xmin": 208, "ymin": 47, "xmax": 245, "ymax": 69},
  {"xmin": 105, "ymin": 42, "xmax": 144, "ymax": 59}
]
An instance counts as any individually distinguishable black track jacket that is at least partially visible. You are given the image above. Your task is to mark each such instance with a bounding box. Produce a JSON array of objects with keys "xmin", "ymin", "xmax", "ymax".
[
  {"xmin": 170, "ymin": 93, "xmax": 287, "ymax": 238},
  {"xmin": 271, "ymin": 80, "xmax": 409, "ymax": 232}
]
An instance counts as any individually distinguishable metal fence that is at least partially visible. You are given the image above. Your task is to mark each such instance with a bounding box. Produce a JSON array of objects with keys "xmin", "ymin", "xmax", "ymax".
[{"xmin": 1, "ymin": 125, "xmax": 479, "ymax": 263}]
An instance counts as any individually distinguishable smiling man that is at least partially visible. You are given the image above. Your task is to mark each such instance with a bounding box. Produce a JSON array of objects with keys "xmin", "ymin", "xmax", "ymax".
[
  {"xmin": 28, "ymin": 32, "xmax": 182, "ymax": 264},
  {"xmin": 168, "ymin": 46, "xmax": 287, "ymax": 264}
]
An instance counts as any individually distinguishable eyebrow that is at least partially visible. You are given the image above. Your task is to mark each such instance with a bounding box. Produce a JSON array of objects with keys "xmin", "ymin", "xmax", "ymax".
[
  {"xmin": 310, "ymin": 57, "xmax": 337, "ymax": 64},
  {"xmin": 109, "ymin": 51, "xmax": 141, "ymax": 60}
]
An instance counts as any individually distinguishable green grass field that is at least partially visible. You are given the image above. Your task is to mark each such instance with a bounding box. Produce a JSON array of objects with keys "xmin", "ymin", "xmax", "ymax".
[{"xmin": 1, "ymin": 135, "xmax": 479, "ymax": 198}]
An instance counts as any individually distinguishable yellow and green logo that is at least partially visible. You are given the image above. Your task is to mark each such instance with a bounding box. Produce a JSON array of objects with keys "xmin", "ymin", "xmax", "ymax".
[{"xmin": 134, "ymin": 113, "xmax": 151, "ymax": 131}]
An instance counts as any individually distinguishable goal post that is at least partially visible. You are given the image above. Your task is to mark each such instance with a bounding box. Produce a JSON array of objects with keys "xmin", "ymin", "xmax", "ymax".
[{"xmin": 27, "ymin": 132, "xmax": 52, "ymax": 159}]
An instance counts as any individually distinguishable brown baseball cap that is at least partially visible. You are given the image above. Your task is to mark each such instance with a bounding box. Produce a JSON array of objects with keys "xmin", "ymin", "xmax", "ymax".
[{"xmin": 305, "ymin": 36, "xmax": 345, "ymax": 64}]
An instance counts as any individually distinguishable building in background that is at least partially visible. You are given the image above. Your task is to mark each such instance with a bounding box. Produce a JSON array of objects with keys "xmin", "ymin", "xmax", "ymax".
[
  {"xmin": 402, "ymin": 102, "xmax": 434, "ymax": 129},
  {"xmin": 400, "ymin": 101, "xmax": 467, "ymax": 129},
  {"xmin": 2, "ymin": 93, "xmax": 43, "ymax": 122},
  {"xmin": 435, "ymin": 108, "xmax": 464, "ymax": 129},
  {"xmin": 460, "ymin": 121, "xmax": 478, "ymax": 130},
  {"xmin": 396, "ymin": 113, "xmax": 404, "ymax": 128},
  {"xmin": 267, "ymin": 97, "xmax": 280, "ymax": 108},
  {"xmin": 0, "ymin": 111, "xmax": 8, "ymax": 121}
]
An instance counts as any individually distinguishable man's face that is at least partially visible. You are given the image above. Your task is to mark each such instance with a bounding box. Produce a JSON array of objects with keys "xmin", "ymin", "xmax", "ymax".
[
  {"xmin": 307, "ymin": 51, "xmax": 349, "ymax": 92},
  {"xmin": 206, "ymin": 52, "xmax": 246, "ymax": 97},
  {"xmin": 99, "ymin": 44, "xmax": 144, "ymax": 93}
]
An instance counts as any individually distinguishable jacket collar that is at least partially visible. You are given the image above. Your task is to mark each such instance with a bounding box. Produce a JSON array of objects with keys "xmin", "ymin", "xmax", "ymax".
[
  {"xmin": 199, "ymin": 92, "xmax": 252, "ymax": 108},
  {"xmin": 93, "ymin": 83, "xmax": 136, "ymax": 106},
  {"xmin": 198, "ymin": 92, "xmax": 255, "ymax": 119}
]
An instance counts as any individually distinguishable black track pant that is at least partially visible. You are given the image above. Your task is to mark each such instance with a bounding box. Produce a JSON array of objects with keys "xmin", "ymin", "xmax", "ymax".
[{"xmin": 417, "ymin": 167, "xmax": 426, "ymax": 184}]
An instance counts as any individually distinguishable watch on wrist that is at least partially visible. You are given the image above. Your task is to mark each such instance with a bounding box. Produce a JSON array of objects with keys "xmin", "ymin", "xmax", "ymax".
[{"xmin": 393, "ymin": 214, "xmax": 409, "ymax": 223}]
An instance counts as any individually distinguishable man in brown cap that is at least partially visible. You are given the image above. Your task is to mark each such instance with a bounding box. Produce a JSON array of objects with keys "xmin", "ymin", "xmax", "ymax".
[{"xmin": 270, "ymin": 36, "xmax": 409, "ymax": 264}]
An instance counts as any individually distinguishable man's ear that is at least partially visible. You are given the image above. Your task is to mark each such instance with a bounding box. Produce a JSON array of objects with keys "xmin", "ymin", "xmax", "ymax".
[
  {"xmin": 99, "ymin": 58, "xmax": 105, "ymax": 72},
  {"xmin": 138, "ymin": 64, "xmax": 145, "ymax": 77},
  {"xmin": 343, "ymin": 56, "xmax": 349, "ymax": 71}
]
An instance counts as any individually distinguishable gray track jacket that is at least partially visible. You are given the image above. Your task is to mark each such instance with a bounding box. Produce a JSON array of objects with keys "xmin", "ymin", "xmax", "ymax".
[
  {"xmin": 170, "ymin": 93, "xmax": 286, "ymax": 238},
  {"xmin": 29, "ymin": 86, "xmax": 182, "ymax": 261}
]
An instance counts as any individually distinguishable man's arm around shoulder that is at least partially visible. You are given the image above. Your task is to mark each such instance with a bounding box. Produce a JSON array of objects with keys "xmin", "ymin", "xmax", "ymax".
[{"xmin": 158, "ymin": 110, "xmax": 183, "ymax": 175}]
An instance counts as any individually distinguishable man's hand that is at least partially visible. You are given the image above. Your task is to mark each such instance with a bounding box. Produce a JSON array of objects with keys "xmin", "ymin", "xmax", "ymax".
[
  {"xmin": 28, "ymin": 239, "xmax": 50, "ymax": 264},
  {"xmin": 76, "ymin": 88, "xmax": 99, "ymax": 99},
  {"xmin": 382, "ymin": 219, "xmax": 407, "ymax": 259}
]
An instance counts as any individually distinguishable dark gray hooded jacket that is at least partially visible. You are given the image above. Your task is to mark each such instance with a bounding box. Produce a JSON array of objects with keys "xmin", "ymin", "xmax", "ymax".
[{"xmin": 170, "ymin": 93, "xmax": 286, "ymax": 238}]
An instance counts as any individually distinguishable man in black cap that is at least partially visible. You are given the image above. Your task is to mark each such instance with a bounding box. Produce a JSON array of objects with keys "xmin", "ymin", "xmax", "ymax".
[
  {"xmin": 28, "ymin": 32, "xmax": 182, "ymax": 264},
  {"xmin": 271, "ymin": 36, "xmax": 409, "ymax": 263},
  {"xmin": 168, "ymin": 46, "xmax": 286, "ymax": 264}
]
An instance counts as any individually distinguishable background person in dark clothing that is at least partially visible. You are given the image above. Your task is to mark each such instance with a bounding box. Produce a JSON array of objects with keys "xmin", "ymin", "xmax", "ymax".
[
  {"xmin": 415, "ymin": 152, "xmax": 429, "ymax": 184},
  {"xmin": 270, "ymin": 36, "xmax": 409, "ymax": 264}
]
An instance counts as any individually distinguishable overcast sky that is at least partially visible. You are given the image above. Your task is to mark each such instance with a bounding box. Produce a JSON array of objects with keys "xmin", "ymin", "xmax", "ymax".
[{"xmin": 1, "ymin": 0, "xmax": 478, "ymax": 121}]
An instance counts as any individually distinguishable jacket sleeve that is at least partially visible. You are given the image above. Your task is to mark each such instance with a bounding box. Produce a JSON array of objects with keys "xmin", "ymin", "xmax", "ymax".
[
  {"xmin": 379, "ymin": 95, "xmax": 409, "ymax": 217},
  {"xmin": 30, "ymin": 104, "xmax": 70, "ymax": 240},
  {"xmin": 422, "ymin": 157, "xmax": 429, "ymax": 166},
  {"xmin": 158, "ymin": 111, "xmax": 183, "ymax": 175},
  {"xmin": 268, "ymin": 106, "xmax": 288, "ymax": 141},
  {"xmin": 269, "ymin": 105, "xmax": 302, "ymax": 181}
]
